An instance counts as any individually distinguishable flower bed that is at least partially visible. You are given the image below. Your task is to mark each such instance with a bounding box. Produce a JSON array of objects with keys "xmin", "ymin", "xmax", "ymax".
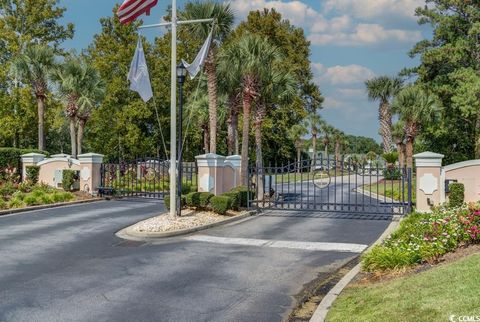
[
  {"xmin": 362, "ymin": 203, "xmax": 480, "ymax": 272},
  {"xmin": 0, "ymin": 182, "xmax": 77, "ymax": 210}
]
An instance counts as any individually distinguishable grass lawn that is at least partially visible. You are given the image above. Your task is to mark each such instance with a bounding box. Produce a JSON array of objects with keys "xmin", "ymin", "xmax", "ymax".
[
  {"xmin": 326, "ymin": 252, "xmax": 480, "ymax": 322},
  {"xmin": 363, "ymin": 179, "xmax": 416, "ymax": 203}
]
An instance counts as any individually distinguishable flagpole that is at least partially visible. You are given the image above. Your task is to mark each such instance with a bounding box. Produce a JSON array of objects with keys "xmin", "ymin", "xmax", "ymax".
[{"xmin": 170, "ymin": 0, "xmax": 178, "ymax": 218}]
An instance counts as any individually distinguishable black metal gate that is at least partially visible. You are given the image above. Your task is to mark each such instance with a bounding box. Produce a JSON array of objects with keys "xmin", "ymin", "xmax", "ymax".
[
  {"xmin": 99, "ymin": 158, "xmax": 197, "ymax": 199},
  {"xmin": 248, "ymin": 156, "xmax": 412, "ymax": 215}
]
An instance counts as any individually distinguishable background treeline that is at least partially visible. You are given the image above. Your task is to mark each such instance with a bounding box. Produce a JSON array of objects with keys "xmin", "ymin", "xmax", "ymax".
[{"xmin": 0, "ymin": 0, "xmax": 382, "ymax": 166}]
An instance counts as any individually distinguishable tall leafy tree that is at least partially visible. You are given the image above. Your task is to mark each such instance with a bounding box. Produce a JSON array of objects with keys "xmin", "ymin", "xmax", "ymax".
[
  {"xmin": 393, "ymin": 86, "xmax": 441, "ymax": 168},
  {"xmin": 11, "ymin": 44, "xmax": 56, "ymax": 151},
  {"xmin": 406, "ymin": 0, "xmax": 479, "ymax": 163},
  {"xmin": 365, "ymin": 76, "xmax": 403, "ymax": 153},
  {"xmin": 180, "ymin": 1, "xmax": 234, "ymax": 154}
]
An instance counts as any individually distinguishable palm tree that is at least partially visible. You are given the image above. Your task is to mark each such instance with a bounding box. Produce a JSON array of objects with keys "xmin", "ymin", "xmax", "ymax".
[
  {"xmin": 393, "ymin": 85, "xmax": 440, "ymax": 168},
  {"xmin": 11, "ymin": 45, "xmax": 56, "ymax": 151},
  {"xmin": 332, "ymin": 129, "xmax": 346, "ymax": 166},
  {"xmin": 321, "ymin": 123, "xmax": 335, "ymax": 159},
  {"xmin": 254, "ymin": 68, "xmax": 296, "ymax": 198},
  {"xmin": 392, "ymin": 121, "xmax": 406, "ymax": 169},
  {"xmin": 304, "ymin": 113, "xmax": 323, "ymax": 169},
  {"xmin": 54, "ymin": 55, "xmax": 102, "ymax": 158},
  {"xmin": 365, "ymin": 76, "xmax": 403, "ymax": 153},
  {"xmin": 218, "ymin": 34, "xmax": 282, "ymax": 185},
  {"xmin": 75, "ymin": 67, "xmax": 105, "ymax": 155},
  {"xmin": 185, "ymin": 92, "xmax": 227, "ymax": 154},
  {"xmin": 180, "ymin": 1, "xmax": 234, "ymax": 154},
  {"xmin": 288, "ymin": 124, "xmax": 308, "ymax": 173}
]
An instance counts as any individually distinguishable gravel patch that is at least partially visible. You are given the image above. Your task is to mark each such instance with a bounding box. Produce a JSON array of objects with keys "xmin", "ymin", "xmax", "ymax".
[{"xmin": 132, "ymin": 210, "xmax": 243, "ymax": 233}]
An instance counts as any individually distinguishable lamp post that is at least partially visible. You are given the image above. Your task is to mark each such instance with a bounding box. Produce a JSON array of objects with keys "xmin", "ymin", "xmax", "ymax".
[{"xmin": 176, "ymin": 62, "xmax": 187, "ymax": 216}]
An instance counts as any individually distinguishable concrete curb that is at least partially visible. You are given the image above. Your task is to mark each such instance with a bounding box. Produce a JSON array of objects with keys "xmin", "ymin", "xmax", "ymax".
[
  {"xmin": 0, "ymin": 198, "xmax": 105, "ymax": 217},
  {"xmin": 116, "ymin": 210, "xmax": 258, "ymax": 241},
  {"xmin": 309, "ymin": 217, "xmax": 403, "ymax": 322}
]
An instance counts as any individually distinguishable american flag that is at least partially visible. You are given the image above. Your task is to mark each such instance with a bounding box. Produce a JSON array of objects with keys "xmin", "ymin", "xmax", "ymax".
[{"xmin": 117, "ymin": 0, "xmax": 159, "ymax": 25}]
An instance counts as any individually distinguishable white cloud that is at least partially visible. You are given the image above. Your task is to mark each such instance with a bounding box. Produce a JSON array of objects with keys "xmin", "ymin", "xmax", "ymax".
[
  {"xmin": 324, "ymin": 0, "xmax": 423, "ymax": 21},
  {"xmin": 337, "ymin": 88, "xmax": 365, "ymax": 98},
  {"xmin": 314, "ymin": 64, "xmax": 376, "ymax": 85},
  {"xmin": 229, "ymin": 0, "xmax": 321, "ymax": 27},
  {"xmin": 309, "ymin": 23, "xmax": 422, "ymax": 46}
]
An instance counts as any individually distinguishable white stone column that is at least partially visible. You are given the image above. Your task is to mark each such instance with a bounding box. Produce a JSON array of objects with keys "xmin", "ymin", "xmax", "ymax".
[
  {"xmin": 78, "ymin": 153, "xmax": 104, "ymax": 195},
  {"xmin": 21, "ymin": 153, "xmax": 46, "ymax": 181},
  {"xmin": 414, "ymin": 151, "xmax": 444, "ymax": 213},
  {"xmin": 195, "ymin": 154, "xmax": 226, "ymax": 195}
]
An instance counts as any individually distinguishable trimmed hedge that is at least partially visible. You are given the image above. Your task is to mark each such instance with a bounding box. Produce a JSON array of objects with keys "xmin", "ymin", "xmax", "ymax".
[
  {"xmin": 449, "ymin": 183, "xmax": 465, "ymax": 208},
  {"xmin": 222, "ymin": 191, "xmax": 240, "ymax": 210},
  {"xmin": 186, "ymin": 192, "xmax": 201, "ymax": 208},
  {"xmin": 26, "ymin": 166, "xmax": 40, "ymax": 184},
  {"xmin": 198, "ymin": 192, "xmax": 214, "ymax": 209},
  {"xmin": 164, "ymin": 195, "xmax": 187, "ymax": 210},
  {"xmin": 210, "ymin": 196, "xmax": 233, "ymax": 215},
  {"xmin": 0, "ymin": 148, "xmax": 48, "ymax": 182},
  {"xmin": 229, "ymin": 186, "xmax": 252, "ymax": 208}
]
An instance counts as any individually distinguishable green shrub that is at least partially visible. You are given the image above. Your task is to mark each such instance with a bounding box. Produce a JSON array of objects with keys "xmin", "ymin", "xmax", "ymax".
[
  {"xmin": 383, "ymin": 168, "xmax": 402, "ymax": 180},
  {"xmin": 52, "ymin": 192, "xmax": 66, "ymax": 203},
  {"xmin": 163, "ymin": 195, "xmax": 187, "ymax": 210},
  {"xmin": 31, "ymin": 189, "xmax": 45, "ymax": 198},
  {"xmin": 40, "ymin": 194, "xmax": 53, "ymax": 204},
  {"xmin": 8, "ymin": 197, "xmax": 24, "ymax": 209},
  {"xmin": 62, "ymin": 170, "xmax": 78, "ymax": 191},
  {"xmin": 181, "ymin": 182, "xmax": 193, "ymax": 195},
  {"xmin": 12, "ymin": 191, "xmax": 25, "ymax": 201},
  {"xmin": 382, "ymin": 152, "xmax": 398, "ymax": 165},
  {"xmin": 222, "ymin": 191, "xmax": 240, "ymax": 210},
  {"xmin": 185, "ymin": 192, "xmax": 201, "ymax": 208},
  {"xmin": 0, "ymin": 198, "xmax": 6, "ymax": 209},
  {"xmin": 24, "ymin": 195, "xmax": 38, "ymax": 206},
  {"xmin": 0, "ymin": 182, "xmax": 15, "ymax": 197},
  {"xmin": 25, "ymin": 166, "xmax": 40, "ymax": 184},
  {"xmin": 362, "ymin": 245, "xmax": 419, "ymax": 272},
  {"xmin": 198, "ymin": 192, "xmax": 214, "ymax": 209},
  {"xmin": 61, "ymin": 192, "xmax": 75, "ymax": 202},
  {"xmin": 210, "ymin": 196, "xmax": 233, "ymax": 215},
  {"xmin": 18, "ymin": 181, "xmax": 33, "ymax": 193},
  {"xmin": 449, "ymin": 183, "xmax": 464, "ymax": 208},
  {"xmin": 230, "ymin": 186, "xmax": 252, "ymax": 208}
]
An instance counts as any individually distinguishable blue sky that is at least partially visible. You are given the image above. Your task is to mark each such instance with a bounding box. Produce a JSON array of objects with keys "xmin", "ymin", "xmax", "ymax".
[{"xmin": 60, "ymin": 0, "xmax": 432, "ymax": 141}]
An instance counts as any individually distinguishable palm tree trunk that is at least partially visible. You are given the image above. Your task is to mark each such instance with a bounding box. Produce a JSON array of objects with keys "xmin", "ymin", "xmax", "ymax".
[
  {"xmin": 311, "ymin": 131, "xmax": 317, "ymax": 171},
  {"xmin": 379, "ymin": 102, "xmax": 393, "ymax": 153},
  {"xmin": 203, "ymin": 125, "xmax": 209, "ymax": 154},
  {"xmin": 254, "ymin": 116, "xmax": 264, "ymax": 200},
  {"xmin": 227, "ymin": 95, "xmax": 239, "ymax": 156},
  {"xmin": 36, "ymin": 96, "xmax": 45, "ymax": 151},
  {"xmin": 406, "ymin": 137, "xmax": 414, "ymax": 169},
  {"xmin": 205, "ymin": 49, "xmax": 218, "ymax": 154},
  {"xmin": 335, "ymin": 141, "xmax": 340, "ymax": 168},
  {"xmin": 397, "ymin": 142, "xmax": 405, "ymax": 169},
  {"xmin": 324, "ymin": 142, "xmax": 328, "ymax": 159},
  {"xmin": 70, "ymin": 117, "xmax": 77, "ymax": 158},
  {"xmin": 77, "ymin": 118, "xmax": 86, "ymax": 156},
  {"xmin": 241, "ymin": 95, "xmax": 253, "ymax": 186}
]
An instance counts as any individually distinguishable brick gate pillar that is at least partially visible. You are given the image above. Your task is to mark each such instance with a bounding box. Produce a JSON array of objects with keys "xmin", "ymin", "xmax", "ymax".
[
  {"xmin": 414, "ymin": 152, "xmax": 444, "ymax": 213},
  {"xmin": 195, "ymin": 154, "xmax": 242, "ymax": 195},
  {"xmin": 78, "ymin": 153, "xmax": 104, "ymax": 195}
]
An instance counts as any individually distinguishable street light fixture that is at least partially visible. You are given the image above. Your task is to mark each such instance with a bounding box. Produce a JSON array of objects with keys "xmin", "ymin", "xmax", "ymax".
[{"xmin": 176, "ymin": 62, "xmax": 187, "ymax": 216}]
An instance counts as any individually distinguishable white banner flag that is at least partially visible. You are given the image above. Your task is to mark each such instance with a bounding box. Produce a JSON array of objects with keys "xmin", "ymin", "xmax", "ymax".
[
  {"xmin": 128, "ymin": 39, "xmax": 153, "ymax": 102},
  {"xmin": 182, "ymin": 30, "xmax": 213, "ymax": 79}
]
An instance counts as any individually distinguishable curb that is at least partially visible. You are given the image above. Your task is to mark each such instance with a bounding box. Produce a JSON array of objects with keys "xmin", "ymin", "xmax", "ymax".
[
  {"xmin": 309, "ymin": 217, "xmax": 403, "ymax": 322},
  {"xmin": 116, "ymin": 210, "xmax": 258, "ymax": 241},
  {"xmin": 0, "ymin": 198, "xmax": 105, "ymax": 217}
]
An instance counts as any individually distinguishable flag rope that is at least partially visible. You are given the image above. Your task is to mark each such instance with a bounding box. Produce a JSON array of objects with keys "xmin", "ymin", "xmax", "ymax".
[{"xmin": 151, "ymin": 95, "xmax": 169, "ymax": 159}]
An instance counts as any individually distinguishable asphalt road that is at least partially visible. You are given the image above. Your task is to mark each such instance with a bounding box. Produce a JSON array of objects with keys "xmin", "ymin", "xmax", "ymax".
[{"xmin": 0, "ymin": 198, "xmax": 390, "ymax": 322}]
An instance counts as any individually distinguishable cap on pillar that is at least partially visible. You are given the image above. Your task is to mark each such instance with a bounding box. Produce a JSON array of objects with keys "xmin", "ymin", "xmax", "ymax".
[
  {"xmin": 78, "ymin": 153, "xmax": 104, "ymax": 164},
  {"xmin": 21, "ymin": 153, "xmax": 46, "ymax": 164},
  {"xmin": 414, "ymin": 151, "xmax": 444, "ymax": 167}
]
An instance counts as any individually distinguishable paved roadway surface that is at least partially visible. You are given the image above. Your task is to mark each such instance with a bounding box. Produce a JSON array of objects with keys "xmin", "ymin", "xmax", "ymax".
[{"xmin": 0, "ymin": 198, "xmax": 390, "ymax": 322}]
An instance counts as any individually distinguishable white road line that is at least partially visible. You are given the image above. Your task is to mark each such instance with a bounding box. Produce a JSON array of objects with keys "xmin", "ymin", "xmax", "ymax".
[{"xmin": 184, "ymin": 235, "xmax": 368, "ymax": 253}]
